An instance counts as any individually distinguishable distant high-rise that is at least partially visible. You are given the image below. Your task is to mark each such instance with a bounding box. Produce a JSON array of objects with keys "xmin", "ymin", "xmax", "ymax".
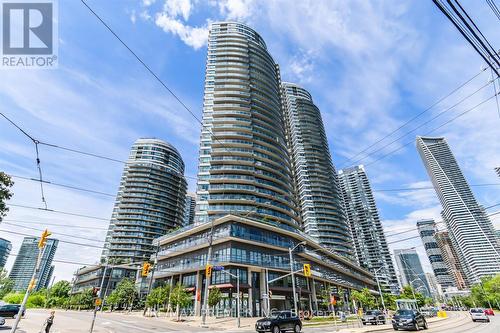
[
  {"xmin": 183, "ymin": 192, "xmax": 196, "ymax": 226},
  {"xmin": 338, "ymin": 165, "xmax": 399, "ymax": 293},
  {"xmin": 0, "ymin": 238, "xmax": 11, "ymax": 269},
  {"xmin": 102, "ymin": 138, "xmax": 187, "ymax": 264},
  {"xmin": 495, "ymin": 167, "xmax": 500, "ymax": 178},
  {"xmin": 416, "ymin": 219, "xmax": 454, "ymax": 288},
  {"xmin": 416, "ymin": 136, "xmax": 500, "ymax": 284},
  {"xmin": 282, "ymin": 82, "xmax": 353, "ymax": 258},
  {"xmin": 9, "ymin": 237, "xmax": 58, "ymax": 291},
  {"xmin": 435, "ymin": 231, "xmax": 467, "ymax": 289},
  {"xmin": 194, "ymin": 22, "xmax": 299, "ymax": 229},
  {"xmin": 425, "ymin": 272, "xmax": 442, "ymax": 298},
  {"xmin": 394, "ymin": 248, "xmax": 431, "ymax": 297}
]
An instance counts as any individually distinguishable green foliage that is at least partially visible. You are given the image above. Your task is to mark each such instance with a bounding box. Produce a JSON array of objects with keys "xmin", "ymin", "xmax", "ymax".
[
  {"xmin": 50, "ymin": 280, "xmax": 71, "ymax": 298},
  {"xmin": 106, "ymin": 278, "xmax": 137, "ymax": 309},
  {"xmin": 170, "ymin": 283, "xmax": 192, "ymax": 320},
  {"xmin": 68, "ymin": 288, "xmax": 94, "ymax": 309},
  {"xmin": 351, "ymin": 288, "xmax": 376, "ymax": 309},
  {"xmin": 451, "ymin": 274, "xmax": 500, "ymax": 309},
  {"xmin": 400, "ymin": 285, "xmax": 426, "ymax": 307},
  {"xmin": 2, "ymin": 292, "xmax": 47, "ymax": 308},
  {"xmin": 382, "ymin": 293, "xmax": 397, "ymax": 310},
  {"xmin": 208, "ymin": 287, "xmax": 222, "ymax": 307},
  {"xmin": 319, "ymin": 287, "xmax": 332, "ymax": 308},
  {"xmin": 0, "ymin": 172, "xmax": 14, "ymax": 220},
  {"xmin": 169, "ymin": 283, "xmax": 191, "ymax": 309},
  {"xmin": 146, "ymin": 285, "xmax": 170, "ymax": 310},
  {"xmin": 3, "ymin": 292, "xmax": 24, "ymax": 304},
  {"xmin": 0, "ymin": 269, "xmax": 13, "ymax": 299}
]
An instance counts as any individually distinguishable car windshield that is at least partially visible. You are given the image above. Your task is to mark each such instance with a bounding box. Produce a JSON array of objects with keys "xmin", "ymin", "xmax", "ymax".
[
  {"xmin": 396, "ymin": 310, "xmax": 414, "ymax": 317},
  {"xmin": 470, "ymin": 309, "xmax": 483, "ymax": 313},
  {"xmin": 269, "ymin": 312, "xmax": 288, "ymax": 319}
]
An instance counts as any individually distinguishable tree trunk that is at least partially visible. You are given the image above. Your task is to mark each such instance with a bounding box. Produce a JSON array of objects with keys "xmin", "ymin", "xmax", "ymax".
[{"xmin": 176, "ymin": 303, "xmax": 180, "ymax": 321}]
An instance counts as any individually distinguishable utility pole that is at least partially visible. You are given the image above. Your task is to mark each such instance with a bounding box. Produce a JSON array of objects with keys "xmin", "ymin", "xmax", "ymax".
[
  {"xmin": 201, "ymin": 220, "xmax": 215, "ymax": 326},
  {"xmin": 89, "ymin": 264, "xmax": 108, "ymax": 333},
  {"xmin": 143, "ymin": 244, "xmax": 160, "ymax": 316},
  {"xmin": 236, "ymin": 270, "xmax": 240, "ymax": 328},
  {"xmin": 289, "ymin": 247, "xmax": 298, "ymax": 316},
  {"xmin": 11, "ymin": 229, "xmax": 51, "ymax": 333},
  {"xmin": 374, "ymin": 270, "xmax": 386, "ymax": 314}
]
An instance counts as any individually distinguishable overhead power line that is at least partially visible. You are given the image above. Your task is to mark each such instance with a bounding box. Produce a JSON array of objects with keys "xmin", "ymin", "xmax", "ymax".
[
  {"xmin": 386, "ymin": 210, "xmax": 500, "ymax": 245},
  {"xmin": 349, "ymin": 80, "xmax": 492, "ymax": 166},
  {"xmin": 2, "ymin": 222, "xmax": 106, "ymax": 243},
  {"xmin": 0, "ymin": 112, "xmax": 47, "ymax": 208},
  {"xmin": 0, "ymin": 229, "xmax": 105, "ymax": 250},
  {"xmin": 6, "ymin": 203, "xmax": 110, "ymax": 221},
  {"xmin": 365, "ymin": 92, "xmax": 499, "ymax": 167},
  {"xmin": 486, "ymin": 0, "xmax": 500, "ymax": 21},
  {"xmin": 340, "ymin": 68, "xmax": 486, "ymax": 167},
  {"xmin": 2, "ymin": 219, "xmax": 109, "ymax": 230},
  {"xmin": 373, "ymin": 183, "xmax": 500, "ymax": 192}
]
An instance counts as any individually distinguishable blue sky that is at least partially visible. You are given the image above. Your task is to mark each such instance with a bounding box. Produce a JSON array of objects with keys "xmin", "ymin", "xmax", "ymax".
[{"xmin": 1, "ymin": 0, "xmax": 499, "ymax": 282}]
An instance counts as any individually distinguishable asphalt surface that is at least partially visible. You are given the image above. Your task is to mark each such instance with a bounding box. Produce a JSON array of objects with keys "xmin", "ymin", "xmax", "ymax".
[{"xmin": 1, "ymin": 309, "xmax": 498, "ymax": 333}]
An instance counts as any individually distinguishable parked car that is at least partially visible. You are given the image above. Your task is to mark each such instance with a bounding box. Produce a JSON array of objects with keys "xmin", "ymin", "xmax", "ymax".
[
  {"xmin": 392, "ymin": 309, "xmax": 428, "ymax": 331},
  {"xmin": 484, "ymin": 308, "xmax": 495, "ymax": 316},
  {"xmin": 0, "ymin": 304, "xmax": 24, "ymax": 318},
  {"xmin": 255, "ymin": 311, "xmax": 302, "ymax": 333},
  {"xmin": 470, "ymin": 308, "xmax": 490, "ymax": 322},
  {"xmin": 420, "ymin": 307, "xmax": 437, "ymax": 318},
  {"xmin": 362, "ymin": 310, "xmax": 386, "ymax": 325}
]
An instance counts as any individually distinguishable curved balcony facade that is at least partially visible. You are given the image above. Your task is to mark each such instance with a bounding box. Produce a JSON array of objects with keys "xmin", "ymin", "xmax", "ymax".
[
  {"xmin": 102, "ymin": 138, "xmax": 187, "ymax": 264},
  {"xmin": 195, "ymin": 22, "xmax": 299, "ymax": 229},
  {"xmin": 282, "ymin": 82, "xmax": 353, "ymax": 259}
]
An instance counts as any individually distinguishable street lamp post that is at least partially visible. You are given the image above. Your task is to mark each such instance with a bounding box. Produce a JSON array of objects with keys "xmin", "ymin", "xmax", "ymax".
[
  {"xmin": 289, "ymin": 241, "xmax": 306, "ymax": 316},
  {"xmin": 373, "ymin": 267, "xmax": 386, "ymax": 314}
]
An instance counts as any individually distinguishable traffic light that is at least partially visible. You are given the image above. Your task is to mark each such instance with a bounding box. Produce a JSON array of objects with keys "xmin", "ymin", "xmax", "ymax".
[
  {"xmin": 141, "ymin": 262, "xmax": 151, "ymax": 277},
  {"xmin": 205, "ymin": 264, "xmax": 213, "ymax": 278},
  {"xmin": 27, "ymin": 278, "xmax": 37, "ymax": 291},
  {"xmin": 303, "ymin": 264, "xmax": 311, "ymax": 277},
  {"xmin": 92, "ymin": 287, "xmax": 100, "ymax": 297},
  {"xmin": 38, "ymin": 229, "xmax": 51, "ymax": 249}
]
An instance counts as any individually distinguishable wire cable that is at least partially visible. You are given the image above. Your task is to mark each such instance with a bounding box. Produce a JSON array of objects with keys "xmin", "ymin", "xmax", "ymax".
[
  {"xmin": 340, "ymin": 68, "xmax": 486, "ymax": 167},
  {"xmin": 2, "ymin": 218, "xmax": 109, "ymax": 230},
  {"xmin": 5, "ymin": 203, "xmax": 110, "ymax": 221}
]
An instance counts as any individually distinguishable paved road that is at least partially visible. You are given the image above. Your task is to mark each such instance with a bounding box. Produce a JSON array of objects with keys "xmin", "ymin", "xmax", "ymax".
[{"xmin": 2, "ymin": 310, "xmax": 499, "ymax": 333}]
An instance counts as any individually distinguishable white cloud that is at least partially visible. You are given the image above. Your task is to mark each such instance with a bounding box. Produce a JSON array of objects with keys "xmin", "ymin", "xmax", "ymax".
[
  {"xmin": 155, "ymin": 13, "xmax": 208, "ymax": 49},
  {"xmin": 142, "ymin": 0, "xmax": 156, "ymax": 6},
  {"xmin": 163, "ymin": 0, "xmax": 192, "ymax": 20},
  {"xmin": 217, "ymin": 0, "xmax": 254, "ymax": 21}
]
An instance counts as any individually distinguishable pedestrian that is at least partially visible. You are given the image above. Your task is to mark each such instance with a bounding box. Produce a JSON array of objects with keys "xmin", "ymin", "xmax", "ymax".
[{"xmin": 43, "ymin": 310, "xmax": 55, "ymax": 333}]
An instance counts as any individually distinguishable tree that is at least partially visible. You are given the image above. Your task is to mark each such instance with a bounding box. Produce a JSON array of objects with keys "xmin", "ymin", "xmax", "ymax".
[
  {"xmin": 107, "ymin": 278, "xmax": 137, "ymax": 311},
  {"xmin": 351, "ymin": 288, "xmax": 376, "ymax": 310},
  {"xmin": 146, "ymin": 285, "xmax": 170, "ymax": 312},
  {"xmin": 0, "ymin": 172, "xmax": 14, "ymax": 221},
  {"xmin": 0, "ymin": 269, "xmax": 13, "ymax": 299},
  {"xmin": 169, "ymin": 283, "xmax": 191, "ymax": 321},
  {"xmin": 208, "ymin": 287, "xmax": 222, "ymax": 308},
  {"xmin": 400, "ymin": 285, "xmax": 426, "ymax": 307},
  {"xmin": 50, "ymin": 280, "xmax": 71, "ymax": 298},
  {"xmin": 382, "ymin": 292, "xmax": 397, "ymax": 310}
]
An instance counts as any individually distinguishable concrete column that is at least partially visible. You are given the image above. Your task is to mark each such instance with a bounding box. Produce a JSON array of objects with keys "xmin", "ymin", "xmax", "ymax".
[
  {"xmin": 260, "ymin": 269, "xmax": 268, "ymax": 316},
  {"xmin": 194, "ymin": 270, "xmax": 202, "ymax": 316},
  {"xmin": 310, "ymin": 277, "xmax": 318, "ymax": 312},
  {"xmin": 247, "ymin": 267, "xmax": 253, "ymax": 317}
]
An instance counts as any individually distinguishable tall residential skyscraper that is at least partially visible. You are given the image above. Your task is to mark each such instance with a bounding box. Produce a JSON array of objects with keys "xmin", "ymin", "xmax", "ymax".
[
  {"xmin": 425, "ymin": 272, "xmax": 442, "ymax": 298},
  {"xmin": 195, "ymin": 22, "xmax": 299, "ymax": 228},
  {"xmin": 435, "ymin": 231, "xmax": 467, "ymax": 289},
  {"xmin": 495, "ymin": 167, "xmax": 500, "ymax": 178},
  {"xmin": 102, "ymin": 138, "xmax": 187, "ymax": 264},
  {"xmin": 338, "ymin": 165, "xmax": 399, "ymax": 293},
  {"xmin": 416, "ymin": 136, "xmax": 500, "ymax": 284},
  {"xmin": 282, "ymin": 82, "xmax": 353, "ymax": 258},
  {"xmin": 183, "ymin": 192, "xmax": 196, "ymax": 226},
  {"xmin": 9, "ymin": 237, "xmax": 58, "ymax": 291},
  {"xmin": 416, "ymin": 219, "xmax": 454, "ymax": 289},
  {"xmin": 394, "ymin": 249, "xmax": 431, "ymax": 297},
  {"xmin": 0, "ymin": 238, "xmax": 11, "ymax": 269}
]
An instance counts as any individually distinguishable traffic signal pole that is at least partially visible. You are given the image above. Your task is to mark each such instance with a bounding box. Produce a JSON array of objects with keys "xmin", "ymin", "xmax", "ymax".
[
  {"xmin": 89, "ymin": 264, "xmax": 108, "ymax": 333},
  {"xmin": 11, "ymin": 229, "xmax": 50, "ymax": 333}
]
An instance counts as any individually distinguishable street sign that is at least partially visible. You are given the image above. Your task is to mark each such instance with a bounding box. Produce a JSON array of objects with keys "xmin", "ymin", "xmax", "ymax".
[
  {"xmin": 213, "ymin": 265, "xmax": 225, "ymax": 271},
  {"xmin": 95, "ymin": 298, "xmax": 102, "ymax": 306}
]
